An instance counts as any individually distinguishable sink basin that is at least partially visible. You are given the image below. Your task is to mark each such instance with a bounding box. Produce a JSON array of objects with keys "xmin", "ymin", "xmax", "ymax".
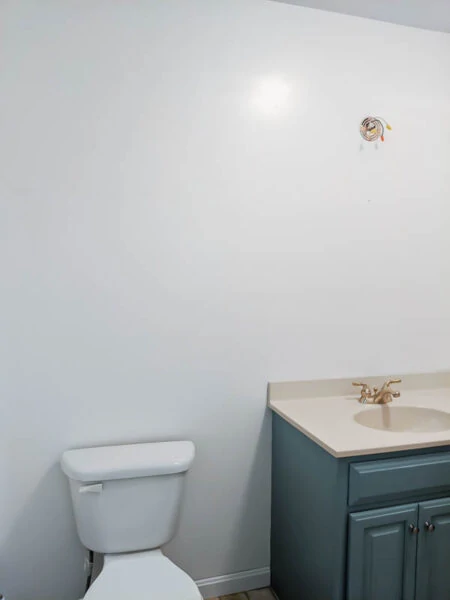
[{"xmin": 354, "ymin": 406, "xmax": 450, "ymax": 433}]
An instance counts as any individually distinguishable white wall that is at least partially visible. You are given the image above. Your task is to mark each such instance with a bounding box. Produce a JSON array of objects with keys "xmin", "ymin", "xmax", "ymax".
[{"xmin": 1, "ymin": 1, "xmax": 450, "ymax": 598}]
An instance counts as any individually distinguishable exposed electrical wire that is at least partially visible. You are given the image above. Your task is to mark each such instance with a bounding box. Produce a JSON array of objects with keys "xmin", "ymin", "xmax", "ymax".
[{"xmin": 360, "ymin": 116, "xmax": 392, "ymax": 142}]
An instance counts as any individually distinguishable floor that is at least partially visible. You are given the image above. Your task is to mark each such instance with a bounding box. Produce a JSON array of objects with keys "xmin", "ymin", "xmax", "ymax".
[{"xmin": 208, "ymin": 588, "xmax": 276, "ymax": 600}]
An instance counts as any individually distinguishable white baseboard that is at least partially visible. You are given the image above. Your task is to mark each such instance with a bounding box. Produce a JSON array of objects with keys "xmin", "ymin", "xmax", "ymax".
[{"xmin": 196, "ymin": 566, "xmax": 270, "ymax": 598}]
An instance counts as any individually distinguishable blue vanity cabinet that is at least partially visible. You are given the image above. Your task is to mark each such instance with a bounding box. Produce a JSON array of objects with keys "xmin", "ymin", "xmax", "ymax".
[
  {"xmin": 416, "ymin": 497, "xmax": 450, "ymax": 600},
  {"xmin": 347, "ymin": 504, "xmax": 418, "ymax": 600},
  {"xmin": 271, "ymin": 413, "xmax": 450, "ymax": 600}
]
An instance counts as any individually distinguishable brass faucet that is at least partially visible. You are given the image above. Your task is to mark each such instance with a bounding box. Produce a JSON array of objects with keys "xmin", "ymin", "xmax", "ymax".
[{"xmin": 352, "ymin": 379, "xmax": 402, "ymax": 404}]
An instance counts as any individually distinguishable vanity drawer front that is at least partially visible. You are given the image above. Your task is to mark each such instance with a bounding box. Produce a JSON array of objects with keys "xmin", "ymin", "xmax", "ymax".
[{"xmin": 349, "ymin": 452, "xmax": 450, "ymax": 506}]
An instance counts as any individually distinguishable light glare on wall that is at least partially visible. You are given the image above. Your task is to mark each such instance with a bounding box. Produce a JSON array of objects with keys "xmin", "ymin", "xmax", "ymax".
[{"xmin": 251, "ymin": 76, "xmax": 291, "ymax": 117}]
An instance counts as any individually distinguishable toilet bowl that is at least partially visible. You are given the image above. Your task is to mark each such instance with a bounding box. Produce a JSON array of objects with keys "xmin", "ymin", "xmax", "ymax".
[
  {"xmin": 84, "ymin": 551, "xmax": 201, "ymax": 600},
  {"xmin": 61, "ymin": 441, "xmax": 202, "ymax": 600}
]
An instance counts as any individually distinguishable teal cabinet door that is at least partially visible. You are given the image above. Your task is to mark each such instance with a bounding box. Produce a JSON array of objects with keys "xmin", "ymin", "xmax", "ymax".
[
  {"xmin": 416, "ymin": 497, "xmax": 450, "ymax": 600},
  {"xmin": 347, "ymin": 504, "xmax": 418, "ymax": 600}
]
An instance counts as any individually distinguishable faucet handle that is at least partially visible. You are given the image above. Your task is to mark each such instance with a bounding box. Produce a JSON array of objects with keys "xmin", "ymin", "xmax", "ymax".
[
  {"xmin": 385, "ymin": 378, "xmax": 402, "ymax": 398},
  {"xmin": 353, "ymin": 382, "xmax": 372, "ymax": 391},
  {"xmin": 352, "ymin": 382, "xmax": 373, "ymax": 403}
]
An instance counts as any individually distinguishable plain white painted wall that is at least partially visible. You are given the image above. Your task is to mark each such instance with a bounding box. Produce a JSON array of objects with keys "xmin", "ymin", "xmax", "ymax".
[{"xmin": 1, "ymin": 1, "xmax": 450, "ymax": 598}]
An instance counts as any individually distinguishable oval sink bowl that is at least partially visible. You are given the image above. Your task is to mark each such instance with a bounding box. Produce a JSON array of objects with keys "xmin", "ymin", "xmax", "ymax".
[{"xmin": 354, "ymin": 406, "xmax": 450, "ymax": 433}]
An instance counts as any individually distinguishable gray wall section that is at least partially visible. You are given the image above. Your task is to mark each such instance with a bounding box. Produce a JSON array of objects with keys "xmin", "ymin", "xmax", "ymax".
[{"xmin": 270, "ymin": 0, "xmax": 450, "ymax": 33}]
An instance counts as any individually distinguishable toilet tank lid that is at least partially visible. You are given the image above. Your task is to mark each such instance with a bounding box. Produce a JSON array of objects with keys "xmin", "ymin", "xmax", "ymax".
[{"xmin": 61, "ymin": 441, "xmax": 195, "ymax": 482}]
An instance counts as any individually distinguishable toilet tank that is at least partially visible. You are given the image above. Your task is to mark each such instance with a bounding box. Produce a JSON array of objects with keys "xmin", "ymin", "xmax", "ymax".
[{"xmin": 61, "ymin": 441, "xmax": 195, "ymax": 554}]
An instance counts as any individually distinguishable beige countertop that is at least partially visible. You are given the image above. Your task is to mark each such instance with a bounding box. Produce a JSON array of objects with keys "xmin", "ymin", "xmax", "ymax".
[{"xmin": 268, "ymin": 372, "xmax": 450, "ymax": 458}]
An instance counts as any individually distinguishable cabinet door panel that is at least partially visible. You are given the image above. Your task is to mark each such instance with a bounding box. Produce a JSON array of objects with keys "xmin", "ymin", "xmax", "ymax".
[
  {"xmin": 416, "ymin": 497, "xmax": 450, "ymax": 600},
  {"xmin": 347, "ymin": 504, "xmax": 418, "ymax": 600}
]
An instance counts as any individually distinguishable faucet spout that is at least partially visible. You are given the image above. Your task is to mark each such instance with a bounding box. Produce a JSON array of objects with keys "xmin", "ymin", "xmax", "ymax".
[{"xmin": 373, "ymin": 379, "xmax": 402, "ymax": 404}]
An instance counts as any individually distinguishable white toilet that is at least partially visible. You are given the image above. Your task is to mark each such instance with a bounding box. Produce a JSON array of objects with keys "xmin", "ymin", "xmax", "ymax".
[{"xmin": 61, "ymin": 440, "xmax": 202, "ymax": 600}]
